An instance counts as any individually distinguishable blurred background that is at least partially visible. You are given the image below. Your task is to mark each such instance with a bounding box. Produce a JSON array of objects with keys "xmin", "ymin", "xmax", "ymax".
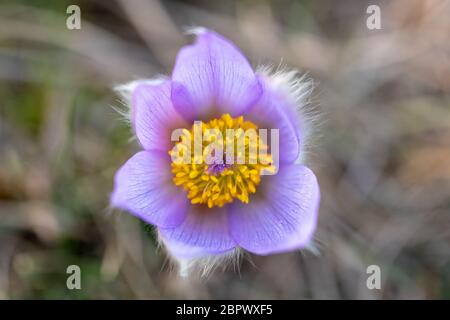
[{"xmin": 0, "ymin": 0, "xmax": 449, "ymax": 299}]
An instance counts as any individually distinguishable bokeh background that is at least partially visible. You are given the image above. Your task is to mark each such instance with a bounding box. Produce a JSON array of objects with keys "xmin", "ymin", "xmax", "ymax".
[{"xmin": 0, "ymin": 0, "xmax": 449, "ymax": 299}]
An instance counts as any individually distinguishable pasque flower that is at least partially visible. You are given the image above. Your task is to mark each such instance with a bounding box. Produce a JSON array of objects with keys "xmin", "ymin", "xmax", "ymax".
[{"xmin": 111, "ymin": 29, "xmax": 320, "ymax": 275}]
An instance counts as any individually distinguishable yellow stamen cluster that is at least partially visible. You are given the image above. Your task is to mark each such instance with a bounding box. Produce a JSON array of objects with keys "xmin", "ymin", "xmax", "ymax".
[{"xmin": 169, "ymin": 113, "xmax": 275, "ymax": 208}]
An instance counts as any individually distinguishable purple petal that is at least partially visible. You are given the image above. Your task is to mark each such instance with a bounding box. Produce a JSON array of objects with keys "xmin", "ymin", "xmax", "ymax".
[
  {"xmin": 244, "ymin": 76, "xmax": 301, "ymax": 164},
  {"xmin": 159, "ymin": 205, "xmax": 236, "ymax": 259},
  {"xmin": 171, "ymin": 30, "xmax": 262, "ymax": 121},
  {"xmin": 111, "ymin": 151, "xmax": 188, "ymax": 228},
  {"xmin": 228, "ymin": 165, "xmax": 320, "ymax": 255},
  {"xmin": 132, "ymin": 80, "xmax": 187, "ymax": 151}
]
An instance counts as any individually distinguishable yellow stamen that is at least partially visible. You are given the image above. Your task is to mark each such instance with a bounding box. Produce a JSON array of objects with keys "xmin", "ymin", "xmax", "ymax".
[{"xmin": 169, "ymin": 113, "xmax": 275, "ymax": 208}]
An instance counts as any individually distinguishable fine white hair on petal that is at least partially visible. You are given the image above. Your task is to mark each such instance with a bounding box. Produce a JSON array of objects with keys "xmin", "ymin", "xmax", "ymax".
[
  {"xmin": 303, "ymin": 240, "xmax": 321, "ymax": 256},
  {"xmin": 177, "ymin": 249, "xmax": 243, "ymax": 278},
  {"xmin": 156, "ymin": 231, "xmax": 243, "ymax": 278},
  {"xmin": 112, "ymin": 77, "xmax": 168, "ymax": 123},
  {"xmin": 256, "ymin": 64, "xmax": 322, "ymax": 165},
  {"xmin": 182, "ymin": 25, "xmax": 208, "ymax": 36}
]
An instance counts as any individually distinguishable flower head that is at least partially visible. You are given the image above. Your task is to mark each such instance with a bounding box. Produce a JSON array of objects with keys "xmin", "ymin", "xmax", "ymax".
[{"xmin": 111, "ymin": 29, "xmax": 320, "ymax": 276}]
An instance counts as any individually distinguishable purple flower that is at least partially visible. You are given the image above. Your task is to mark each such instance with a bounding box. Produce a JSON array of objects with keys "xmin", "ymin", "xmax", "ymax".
[{"xmin": 111, "ymin": 29, "xmax": 320, "ymax": 275}]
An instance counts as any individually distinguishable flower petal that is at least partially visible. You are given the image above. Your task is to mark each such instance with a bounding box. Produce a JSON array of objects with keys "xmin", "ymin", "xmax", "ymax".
[
  {"xmin": 132, "ymin": 80, "xmax": 187, "ymax": 151},
  {"xmin": 159, "ymin": 205, "xmax": 236, "ymax": 259},
  {"xmin": 171, "ymin": 30, "xmax": 262, "ymax": 121},
  {"xmin": 228, "ymin": 165, "xmax": 320, "ymax": 255},
  {"xmin": 111, "ymin": 151, "xmax": 188, "ymax": 228},
  {"xmin": 244, "ymin": 77, "xmax": 301, "ymax": 165}
]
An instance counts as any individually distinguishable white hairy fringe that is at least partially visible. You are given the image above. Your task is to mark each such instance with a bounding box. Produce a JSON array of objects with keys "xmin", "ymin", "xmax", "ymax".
[
  {"xmin": 157, "ymin": 233, "xmax": 244, "ymax": 278},
  {"xmin": 183, "ymin": 26, "xmax": 208, "ymax": 36},
  {"xmin": 256, "ymin": 64, "xmax": 322, "ymax": 165},
  {"xmin": 178, "ymin": 249, "xmax": 243, "ymax": 278},
  {"xmin": 112, "ymin": 77, "xmax": 167, "ymax": 125},
  {"xmin": 257, "ymin": 65, "xmax": 323, "ymax": 254}
]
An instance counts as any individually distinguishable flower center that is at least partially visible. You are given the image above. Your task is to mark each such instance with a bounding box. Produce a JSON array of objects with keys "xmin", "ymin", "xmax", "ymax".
[{"xmin": 169, "ymin": 113, "xmax": 275, "ymax": 208}]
